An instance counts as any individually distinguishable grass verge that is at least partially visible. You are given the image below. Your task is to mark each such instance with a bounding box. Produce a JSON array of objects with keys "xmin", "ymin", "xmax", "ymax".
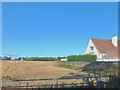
[{"xmin": 56, "ymin": 64, "xmax": 82, "ymax": 71}]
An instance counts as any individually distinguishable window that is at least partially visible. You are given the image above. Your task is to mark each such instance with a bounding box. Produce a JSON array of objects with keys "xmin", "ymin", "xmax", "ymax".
[
  {"xmin": 90, "ymin": 46, "xmax": 94, "ymax": 51},
  {"xmin": 101, "ymin": 53, "xmax": 107, "ymax": 59}
]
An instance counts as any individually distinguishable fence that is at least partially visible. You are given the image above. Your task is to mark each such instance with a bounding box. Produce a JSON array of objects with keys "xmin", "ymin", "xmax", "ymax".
[{"xmin": 2, "ymin": 73, "xmax": 112, "ymax": 88}]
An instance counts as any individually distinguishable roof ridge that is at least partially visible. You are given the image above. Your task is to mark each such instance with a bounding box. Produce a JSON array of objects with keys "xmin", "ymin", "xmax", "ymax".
[
  {"xmin": 91, "ymin": 38, "xmax": 111, "ymax": 41},
  {"xmin": 91, "ymin": 38, "xmax": 120, "ymax": 41}
]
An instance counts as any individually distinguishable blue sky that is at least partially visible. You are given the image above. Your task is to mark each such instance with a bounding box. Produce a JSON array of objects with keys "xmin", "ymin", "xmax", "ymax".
[{"xmin": 2, "ymin": 2, "xmax": 118, "ymax": 58}]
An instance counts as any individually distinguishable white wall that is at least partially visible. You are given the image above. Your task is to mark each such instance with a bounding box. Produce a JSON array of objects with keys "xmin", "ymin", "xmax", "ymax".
[
  {"xmin": 97, "ymin": 58, "xmax": 120, "ymax": 62},
  {"xmin": 85, "ymin": 39, "xmax": 101, "ymax": 58}
]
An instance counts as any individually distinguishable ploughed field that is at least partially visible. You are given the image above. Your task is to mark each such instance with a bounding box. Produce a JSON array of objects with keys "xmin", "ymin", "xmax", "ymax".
[{"xmin": 2, "ymin": 60, "xmax": 85, "ymax": 80}]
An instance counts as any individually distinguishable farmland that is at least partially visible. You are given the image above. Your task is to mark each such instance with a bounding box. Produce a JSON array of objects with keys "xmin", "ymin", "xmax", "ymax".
[
  {"xmin": 1, "ymin": 60, "xmax": 88, "ymax": 87},
  {"xmin": 1, "ymin": 60, "xmax": 119, "ymax": 88},
  {"xmin": 2, "ymin": 60, "xmax": 87, "ymax": 80}
]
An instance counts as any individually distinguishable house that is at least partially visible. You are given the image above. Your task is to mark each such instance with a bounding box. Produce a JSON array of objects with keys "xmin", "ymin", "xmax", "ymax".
[{"xmin": 85, "ymin": 35, "xmax": 120, "ymax": 59}]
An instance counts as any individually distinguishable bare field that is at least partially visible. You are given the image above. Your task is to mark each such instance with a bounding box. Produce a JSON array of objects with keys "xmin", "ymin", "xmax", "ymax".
[
  {"xmin": 2, "ymin": 60, "xmax": 85, "ymax": 80},
  {"xmin": 1, "ymin": 60, "xmax": 111, "ymax": 88}
]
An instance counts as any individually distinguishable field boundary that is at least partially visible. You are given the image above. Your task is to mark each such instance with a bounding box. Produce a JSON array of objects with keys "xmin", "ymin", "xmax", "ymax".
[{"xmin": 2, "ymin": 74, "xmax": 113, "ymax": 88}]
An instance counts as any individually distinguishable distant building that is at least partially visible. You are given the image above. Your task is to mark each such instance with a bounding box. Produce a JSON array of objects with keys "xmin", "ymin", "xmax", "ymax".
[
  {"xmin": 60, "ymin": 59, "xmax": 67, "ymax": 61},
  {"xmin": 85, "ymin": 35, "xmax": 120, "ymax": 59}
]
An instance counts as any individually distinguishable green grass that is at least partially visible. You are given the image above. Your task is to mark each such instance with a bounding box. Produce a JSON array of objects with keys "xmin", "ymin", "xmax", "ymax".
[{"xmin": 57, "ymin": 64, "xmax": 82, "ymax": 71}]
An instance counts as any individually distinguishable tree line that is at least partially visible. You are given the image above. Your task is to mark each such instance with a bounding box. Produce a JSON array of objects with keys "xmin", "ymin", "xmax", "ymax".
[
  {"xmin": 12, "ymin": 54, "xmax": 96, "ymax": 62},
  {"xmin": 1, "ymin": 54, "xmax": 96, "ymax": 62}
]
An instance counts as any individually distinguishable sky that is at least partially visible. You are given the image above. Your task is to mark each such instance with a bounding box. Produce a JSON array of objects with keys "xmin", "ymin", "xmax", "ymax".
[{"xmin": 2, "ymin": 2, "xmax": 118, "ymax": 58}]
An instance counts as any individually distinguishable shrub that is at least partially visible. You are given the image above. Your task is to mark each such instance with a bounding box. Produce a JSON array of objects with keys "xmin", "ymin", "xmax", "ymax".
[{"xmin": 67, "ymin": 54, "xmax": 97, "ymax": 62}]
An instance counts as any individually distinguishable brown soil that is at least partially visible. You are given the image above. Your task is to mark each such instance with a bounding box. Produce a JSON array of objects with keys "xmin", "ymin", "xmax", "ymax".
[{"xmin": 2, "ymin": 60, "xmax": 85, "ymax": 80}]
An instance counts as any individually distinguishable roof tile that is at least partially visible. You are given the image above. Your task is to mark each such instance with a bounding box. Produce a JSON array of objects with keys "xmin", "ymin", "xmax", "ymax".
[{"xmin": 91, "ymin": 38, "xmax": 120, "ymax": 58}]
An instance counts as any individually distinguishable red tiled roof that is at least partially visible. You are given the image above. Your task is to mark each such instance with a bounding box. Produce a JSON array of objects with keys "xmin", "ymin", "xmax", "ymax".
[{"xmin": 91, "ymin": 38, "xmax": 120, "ymax": 58}]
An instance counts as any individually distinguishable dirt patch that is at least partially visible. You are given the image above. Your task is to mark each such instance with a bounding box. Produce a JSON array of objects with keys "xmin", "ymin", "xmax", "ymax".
[{"xmin": 2, "ymin": 60, "xmax": 82, "ymax": 79}]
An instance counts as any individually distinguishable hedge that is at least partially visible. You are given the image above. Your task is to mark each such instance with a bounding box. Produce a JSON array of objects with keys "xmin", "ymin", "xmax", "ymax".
[
  {"xmin": 67, "ymin": 54, "xmax": 97, "ymax": 62},
  {"xmin": 25, "ymin": 57, "xmax": 57, "ymax": 61}
]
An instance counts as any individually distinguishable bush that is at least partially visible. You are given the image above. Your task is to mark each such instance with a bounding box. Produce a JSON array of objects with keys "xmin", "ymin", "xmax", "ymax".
[{"xmin": 67, "ymin": 54, "xmax": 97, "ymax": 62}]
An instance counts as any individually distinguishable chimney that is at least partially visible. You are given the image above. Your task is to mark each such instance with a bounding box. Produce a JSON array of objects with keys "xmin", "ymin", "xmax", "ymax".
[{"xmin": 112, "ymin": 35, "xmax": 118, "ymax": 46}]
